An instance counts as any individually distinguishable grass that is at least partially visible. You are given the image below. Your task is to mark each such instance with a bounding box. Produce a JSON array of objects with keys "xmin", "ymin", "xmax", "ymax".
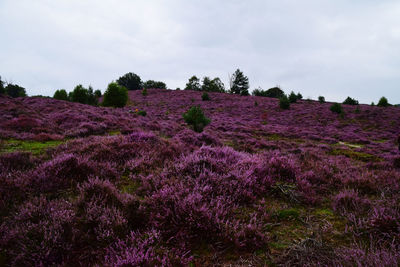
[
  {"xmin": 328, "ymin": 149, "xmax": 381, "ymax": 162},
  {"xmin": 0, "ymin": 139, "xmax": 64, "ymax": 155}
]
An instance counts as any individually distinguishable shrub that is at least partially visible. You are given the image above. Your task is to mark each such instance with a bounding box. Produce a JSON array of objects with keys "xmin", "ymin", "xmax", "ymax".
[
  {"xmin": 94, "ymin": 89, "xmax": 102, "ymax": 98},
  {"xmin": 318, "ymin": 96, "xmax": 325, "ymax": 103},
  {"xmin": 117, "ymin": 72, "xmax": 142, "ymax": 90},
  {"xmin": 201, "ymin": 77, "xmax": 225, "ymax": 92},
  {"xmin": 5, "ymin": 83, "xmax": 27, "ymax": 98},
  {"xmin": 330, "ymin": 103, "xmax": 343, "ymax": 114},
  {"xmin": 137, "ymin": 110, "xmax": 146, "ymax": 116},
  {"xmin": 143, "ymin": 80, "xmax": 166, "ymax": 89},
  {"xmin": 202, "ymin": 92, "xmax": 210, "ymax": 101},
  {"xmin": 279, "ymin": 95, "xmax": 290, "ymax": 110},
  {"xmin": 141, "ymin": 87, "xmax": 148, "ymax": 96},
  {"xmin": 70, "ymin": 85, "xmax": 89, "ymax": 104},
  {"xmin": 343, "ymin": 96, "xmax": 359, "ymax": 105},
  {"xmin": 377, "ymin": 96, "xmax": 389, "ymax": 107},
  {"xmin": 0, "ymin": 76, "xmax": 4, "ymax": 95},
  {"xmin": 296, "ymin": 92, "xmax": 303, "ymax": 100},
  {"xmin": 288, "ymin": 91, "xmax": 298, "ymax": 103},
  {"xmin": 265, "ymin": 87, "xmax": 284, "ymax": 98},
  {"xmin": 102, "ymin": 82, "xmax": 128, "ymax": 108},
  {"xmin": 53, "ymin": 89, "xmax": 69, "ymax": 101},
  {"xmin": 182, "ymin": 106, "xmax": 211, "ymax": 132}
]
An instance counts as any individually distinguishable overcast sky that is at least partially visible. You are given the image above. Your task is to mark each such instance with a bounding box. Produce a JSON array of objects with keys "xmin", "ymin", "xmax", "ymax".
[{"xmin": 1, "ymin": 0, "xmax": 399, "ymax": 103}]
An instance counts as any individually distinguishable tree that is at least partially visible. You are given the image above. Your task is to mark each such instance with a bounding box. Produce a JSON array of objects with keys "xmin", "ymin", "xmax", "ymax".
[
  {"xmin": 143, "ymin": 80, "xmax": 167, "ymax": 89},
  {"xmin": 202, "ymin": 92, "xmax": 210, "ymax": 101},
  {"xmin": 53, "ymin": 89, "xmax": 69, "ymax": 101},
  {"xmin": 185, "ymin": 76, "xmax": 201, "ymax": 91},
  {"xmin": 102, "ymin": 82, "xmax": 128, "ymax": 108},
  {"xmin": 296, "ymin": 92, "xmax": 303, "ymax": 100},
  {"xmin": 230, "ymin": 69, "xmax": 249, "ymax": 95},
  {"xmin": 0, "ymin": 76, "xmax": 4, "ymax": 95},
  {"xmin": 264, "ymin": 87, "xmax": 284, "ymax": 98},
  {"xmin": 201, "ymin": 77, "xmax": 225, "ymax": 92},
  {"xmin": 183, "ymin": 106, "xmax": 211, "ymax": 132},
  {"xmin": 343, "ymin": 96, "xmax": 359, "ymax": 105},
  {"xmin": 279, "ymin": 95, "xmax": 290, "ymax": 109},
  {"xmin": 117, "ymin": 72, "xmax": 142, "ymax": 90},
  {"xmin": 70, "ymin": 85, "xmax": 89, "ymax": 104},
  {"xmin": 318, "ymin": 96, "xmax": 325, "ymax": 103},
  {"xmin": 288, "ymin": 91, "xmax": 298, "ymax": 103},
  {"xmin": 94, "ymin": 89, "xmax": 102, "ymax": 98},
  {"xmin": 87, "ymin": 86, "xmax": 98, "ymax": 106},
  {"xmin": 377, "ymin": 97, "xmax": 389, "ymax": 107},
  {"xmin": 5, "ymin": 83, "xmax": 27, "ymax": 98}
]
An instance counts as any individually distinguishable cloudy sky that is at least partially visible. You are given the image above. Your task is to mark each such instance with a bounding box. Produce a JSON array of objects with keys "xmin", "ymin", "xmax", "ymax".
[{"xmin": 1, "ymin": 0, "xmax": 399, "ymax": 103}]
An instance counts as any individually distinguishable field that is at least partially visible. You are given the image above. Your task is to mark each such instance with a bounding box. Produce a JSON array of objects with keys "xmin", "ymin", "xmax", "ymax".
[{"xmin": 1, "ymin": 89, "xmax": 400, "ymax": 266}]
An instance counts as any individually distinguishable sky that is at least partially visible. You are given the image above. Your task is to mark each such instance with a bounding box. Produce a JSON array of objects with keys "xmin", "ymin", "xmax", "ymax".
[{"xmin": 0, "ymin": 0, "xmax": 399, "ymax": 104}]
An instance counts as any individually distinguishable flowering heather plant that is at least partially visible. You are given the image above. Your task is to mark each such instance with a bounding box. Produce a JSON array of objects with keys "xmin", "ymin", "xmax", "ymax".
[{"xmin": 1, "ymin": 89, "xmax": 400, "ymax": 265}]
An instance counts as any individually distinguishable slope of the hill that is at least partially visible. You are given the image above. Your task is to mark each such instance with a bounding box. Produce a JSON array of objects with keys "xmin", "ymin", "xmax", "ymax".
[{"xmin": 1, "ymin": 90, "xmax": 400, "ymax": 266}]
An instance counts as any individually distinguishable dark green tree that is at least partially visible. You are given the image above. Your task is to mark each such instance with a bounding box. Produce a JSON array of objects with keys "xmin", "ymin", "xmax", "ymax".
[
  {"xmin": 343, "ymin": 96, "xmax": 359, "ymax": 105},
  {"xmin": 183, "ymin": 106, "xmax": 211, "ymax": 132},
  {"xmin": 87, "ymin": 86, "xmax": 98, "ymax": 106},
  {"xmin": 0, "ymin": 76, "xmax": 4, "ymax": 95},
  {"xmin": 70, "ymin": 85, "xmax": 89, "ymax": 104},
  {"xmin": 279, "ymin": 95, "xmax": 290, "ymax": 109},
  {"xmin": 117, "ymin": 72, "xmax": 142, "ymax": 90},
  {"xmin": 185, "ymin": 76, "xmax": 201, "ymax": 91},
  {"xmin": 53, "ymin": 89, "xmax": 69, "ymax": 101},
  {"xmin": 296, "ymin": 92, "xmax": 303, "ymax": 100},
  {"xmin": 377, "ymin": 96, "xmax": 389, "ymax": 107},
  {"xmin": 94, "ymin": 89, "xmax": 102, "ymax": 98},
  {"xmin": 288, "ymin": 91, "xmax": 298, "ymax": 103},
  {"xmin": 5, "ymin": 84, "xmax": 27, "ymax": 98},
  {"xmin": 318, "ymin": 96, "xmax": 325, "ymax": 103},
  {"xmin": 230, "ymin": 69, "xmax": 249, "ymax": 95},
  {"xmin": 202, "ymin": 77, "xmax": 225, "ymax": 92},
  {"xmin": 264, "ymin": 87, "xmax": 284, "ymax": 98},
  {"xmin": 143, "ymin": 80, "xmax": 167, "ymax": 89},
  {"xmin": 102, "ymin": 82, "xmax": 128, "ymax": 108}
]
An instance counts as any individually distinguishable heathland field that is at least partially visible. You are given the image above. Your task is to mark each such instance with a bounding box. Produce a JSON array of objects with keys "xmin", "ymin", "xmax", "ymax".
[{"xmin": 1, "ymin": 89, "xmax": 400, "ymax": 266}]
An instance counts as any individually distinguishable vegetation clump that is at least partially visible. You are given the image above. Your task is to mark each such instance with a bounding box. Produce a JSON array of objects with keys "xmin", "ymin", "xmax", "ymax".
[
  {"xmin": 117, "ymin": 72, "xmax": 142, "ymax": 91},
  {"xmin": 318, "ymin": 96, "xmax": 325, "ymax": 103},
  {"xmin": 330, "ymin": 103, "xmax": 343, "ymax": 114},
  {"xmin": 279, "ymin": 95, "xmax": 290, "ymax": 110},
  {"xmin": 143, "ymin": 80, "xmax": 166, "ymax": 89},
  {"xmin": 377, "ymin": 96, "xmax": 389, "ymax": 107},
  {"xmin": 182, "ymin": 106, "xmax": 211, "ymax": 132},
  {"xmin": 102, "ymin": 82, "xmax": 128, "ymax": 108},
  {"xmin": 343, "ymin": 96, "xmax": 359, "ymax": 105},
  {"xmin": 202, "ymin": 92, "xmax": 210, "ymax": 101},
  {"xmin": 53, "ymin": 89, "xmax": 69, "ymax": 101},
  {"xmin": 230, "ymin": 69, "xmax": 249, "ymax": 96}
]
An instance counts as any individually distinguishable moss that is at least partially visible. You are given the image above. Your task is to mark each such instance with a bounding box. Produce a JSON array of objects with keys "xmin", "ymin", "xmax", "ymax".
[
  {"xmin": 0, "ymin": 139, "xmax": 64, "ymax": 155},
  {"xmin": 275, "ymin": 208, "xmax": 300, "ymax": 221},
  {"xmin": 108, "ymin": 130, "xmax": 121, "ymax": 136},
  {"xmin": 315, "ymin": 208, "xmax": 334, "ymax": 217}
]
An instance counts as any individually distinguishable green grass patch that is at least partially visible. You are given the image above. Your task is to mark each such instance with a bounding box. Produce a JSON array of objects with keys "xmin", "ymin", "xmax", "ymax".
[
  {"xmin": 0, "ymin": 139, "xmax": 64, "ymax": 155},
  {"xmin": 108, "ymin": 130, "xmax": 121, "ymax": 136},
  {"xmin": 337, "ymin": 141, "xmax": 364, "ymax": 149},
  {"xmin": 274, "ymin": 208, "xmax": 300, "ymax": 221},
  {"xmin": 328, "ymin": 149, "xmax": 381, "ymax": 162}
]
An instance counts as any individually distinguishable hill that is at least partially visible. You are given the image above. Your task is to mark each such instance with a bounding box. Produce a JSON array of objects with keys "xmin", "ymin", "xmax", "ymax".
[{"xmin": 1, "ymin": 90, "xmax": 400, "ymax": 266}]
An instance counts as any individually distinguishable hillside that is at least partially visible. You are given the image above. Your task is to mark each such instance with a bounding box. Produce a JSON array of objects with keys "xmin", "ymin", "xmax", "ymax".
[{"xmin": 1, "ymin": 90, "xmax": 400, "ymax": 266}]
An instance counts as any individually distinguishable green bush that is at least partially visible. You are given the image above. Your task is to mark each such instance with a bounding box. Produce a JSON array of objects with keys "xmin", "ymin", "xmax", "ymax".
[
  {"xmin": 330, "ymin": 103, "xmax": 343, "ymax": 114},
  {"xmin": 201, "ymin": 92, "xmax": 210, "ymax": 101},
  {"xmin": 296, "ymin": 92, "xmax": 303, "ymax": 100},
  {"xmin": 343, "ymin": 96, "xmax": 359, "ymax": 105},
  {"xmin": 5, "ymin": 84, "xmax": 26, "ymax": 98},
  {"xmin": 70, "ymin": 85, "xmax": 89, "ymax": 104},
  {"xmin": 117, "ymin": 72, "xmax": 142, "ymax": 90},
  {"xmin": 318, "ymin": 96, "xmax": 325, "ymax": 103},
  {"xmin": 288, "ymin": 91, "xmax": 297, "ymax": 103},
  {"xmin": 377, "ymin": 96, "xmax": 389, "ymax": 107},
  {"xmin": 137, "ymin": 110, "xmax": 146, "ymax": 116},
  {"xmin": 102, "ymin": 82, "xmax": 128, "ymax": 108},
  {"xmin": 183, "ymin": 106, "xmax": 211, "ymax": 133},
  {"xmin": 94, "ymin": 89, "xmax": 102, "ymax": 98},
  {"xmin": 142, "ymin": 87, "xmax": 148, "ymax": 96},
  {"xmin": 0, "ymin": 76, "xmax": 4, "ymax": 95},
  {"xmin": 143, "ymin": 80, "xmax": 166, "ymax": 89},
  {"xmin": 279, "ymin": 95, "xmax": 290, "ymax": 110},
  {"xmin": 53, "ymin": 89, "xmax": 69, "ymax": 101}
]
